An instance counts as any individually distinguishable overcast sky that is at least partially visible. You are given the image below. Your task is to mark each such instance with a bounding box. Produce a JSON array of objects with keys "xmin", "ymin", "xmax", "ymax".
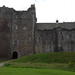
[{"xmin": 0, "ymin": 0, "xmax": 75, "ymax": 23}]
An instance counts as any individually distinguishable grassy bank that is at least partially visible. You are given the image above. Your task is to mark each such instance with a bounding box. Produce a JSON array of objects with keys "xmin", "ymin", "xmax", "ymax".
[
  {"xmin": 1, "ymin": 52, "xmax": 75, "ymax": 75},
  {"xmin": 4, "ymin": 52, "xmax": 75, "ymax": 72},
  {"xmin": 12, "ymin": 52, "xmax": 75, "ymax": 63},
  {"xmin": 0, "ymin": 67, "xmax": 75, "ymax": 75}
]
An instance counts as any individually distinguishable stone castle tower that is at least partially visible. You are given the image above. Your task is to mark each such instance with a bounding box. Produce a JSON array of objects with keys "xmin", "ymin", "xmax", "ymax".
[
  {"xmin": 0, "ymin": 5, "xmax": 36, "ymax": 59},
  {"xmin": 0, "ymin": 5, "xmax": 75, "ymax": 59}
]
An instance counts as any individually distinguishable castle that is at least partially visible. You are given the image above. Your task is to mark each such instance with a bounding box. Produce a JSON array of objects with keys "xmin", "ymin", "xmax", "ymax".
[{"xmin": 0, "ymin": 5, "xmax": 75, "ymax": 59}]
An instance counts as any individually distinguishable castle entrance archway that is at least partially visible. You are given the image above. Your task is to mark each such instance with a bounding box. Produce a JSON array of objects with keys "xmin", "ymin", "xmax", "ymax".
[{"xmin": 12, "ymin": 51, "xmax": 18, "ymax": 59}]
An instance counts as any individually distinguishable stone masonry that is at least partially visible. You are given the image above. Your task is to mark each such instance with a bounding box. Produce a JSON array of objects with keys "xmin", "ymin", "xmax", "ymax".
[{"xmin": 0, "ymin": 5, "xmax": 75, "ymax": 59}]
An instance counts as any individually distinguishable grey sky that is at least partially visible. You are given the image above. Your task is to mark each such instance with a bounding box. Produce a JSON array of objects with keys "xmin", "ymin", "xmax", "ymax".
[{"xmin": 0, "ymin": 0, "xmax": 75, "ymax": 23}]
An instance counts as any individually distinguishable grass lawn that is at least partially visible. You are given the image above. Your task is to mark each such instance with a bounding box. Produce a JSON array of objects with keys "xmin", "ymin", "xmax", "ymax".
[
  {"xmin": 0, "ymin": 67, "xmax": 75, "ymax": 75},
  {"xmin": 5, "ymin": 52, "xmax": 75, "ymax": 72},
  {"xmin": 12, "ymin": 52, "xmax": 75, "ymax": 63},
  {"xmin": 2, "ymin": 52, "xmax": 75, "ymax": 75}
]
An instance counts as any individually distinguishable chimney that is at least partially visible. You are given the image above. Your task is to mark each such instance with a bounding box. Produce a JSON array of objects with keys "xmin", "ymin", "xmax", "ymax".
[{"xmin": 56, "ymin": 20, "xmax": 59, "ymax": 24}]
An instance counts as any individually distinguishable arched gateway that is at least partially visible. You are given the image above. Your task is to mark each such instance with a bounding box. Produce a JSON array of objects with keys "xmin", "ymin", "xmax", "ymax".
[{"xmin": 12, "ymin": 51, "xmax": 18, "ymax": 59}]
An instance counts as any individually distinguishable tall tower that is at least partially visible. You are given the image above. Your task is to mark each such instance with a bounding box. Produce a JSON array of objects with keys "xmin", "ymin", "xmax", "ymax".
[
  {"xmin": 11, "ymin": 4, "xmax": 37, "ymax": 58},
  {"xmin": 0, "ymin": 5, "xmax": 37, "ymax": 59}
]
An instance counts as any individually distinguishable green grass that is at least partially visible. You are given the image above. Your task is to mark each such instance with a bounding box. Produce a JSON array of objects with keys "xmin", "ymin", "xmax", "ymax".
[
  {"xmin": 12, "ymin": 52, "xmax": 75, "ymax": 63},
  {"xmin": 1, "ymin": 52, "xmax": 75, "ymax": 75},
  {"xmin": 4, "ymin": 52, "xmax": 75, "ymax": 72},
  {"xmin": 0, "ymin": 67, "xmax": 75, "ymax": 75}
]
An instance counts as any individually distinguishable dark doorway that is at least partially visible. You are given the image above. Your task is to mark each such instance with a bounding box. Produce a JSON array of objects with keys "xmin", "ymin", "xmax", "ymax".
[{"xmin": 12, "ymin": 51, "xmax": 18, "ymax": 59}]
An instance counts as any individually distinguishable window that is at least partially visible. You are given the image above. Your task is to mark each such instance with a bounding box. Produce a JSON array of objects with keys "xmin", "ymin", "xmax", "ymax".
[
  {"xmin": 16, "ymin": 25, "xmax": 18, "ymax": 30},
  {"xmin": 23, "ymin": 26, "xmax": 27, "ymax": 30}
]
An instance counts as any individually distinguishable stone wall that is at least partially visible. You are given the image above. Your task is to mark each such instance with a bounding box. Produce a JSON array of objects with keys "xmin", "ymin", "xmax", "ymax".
[
  {"xmin": 11, "ymin": 5, "xmax": 37, "ymax": 58},
  {"xmin": 36, "ymin": 23, "xmax": 75, "ymax": 53},
  {"xmin": 0, "ymin": 5, "xmax": 37, "ymax": 59},
  {"xmin": 0, "ymin": 5, "xmax": 75, "ymax": 59},
  {"xmin": 35, "ymin": 30, "xmax": 54, "ymax": 53}
]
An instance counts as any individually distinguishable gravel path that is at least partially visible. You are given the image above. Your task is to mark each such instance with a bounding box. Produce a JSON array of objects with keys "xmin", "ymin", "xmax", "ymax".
[{"xmin": 0, "ymin": 63, "xmax": 5, "ymax": 67}]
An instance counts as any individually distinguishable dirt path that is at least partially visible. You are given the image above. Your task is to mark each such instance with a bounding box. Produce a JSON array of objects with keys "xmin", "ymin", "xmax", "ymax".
[{"xmin": 0, "ymin": 63, "xmax": 5, "ymax": 67}]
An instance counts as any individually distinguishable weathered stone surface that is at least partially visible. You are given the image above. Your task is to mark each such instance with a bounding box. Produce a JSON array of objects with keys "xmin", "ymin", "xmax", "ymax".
[{"xmin": 0, "ymin": 5, "xmax": 75, "ymax": 59}]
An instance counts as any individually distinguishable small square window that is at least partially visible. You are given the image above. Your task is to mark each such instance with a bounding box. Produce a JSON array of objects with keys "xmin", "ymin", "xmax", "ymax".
[
  {"xmin": 16, "ymin": 25, "xmax": 18, "ymax": 30},
  {"xmin": 23, "ymin": 27, "xmax": 27, "ymax": 30}
]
